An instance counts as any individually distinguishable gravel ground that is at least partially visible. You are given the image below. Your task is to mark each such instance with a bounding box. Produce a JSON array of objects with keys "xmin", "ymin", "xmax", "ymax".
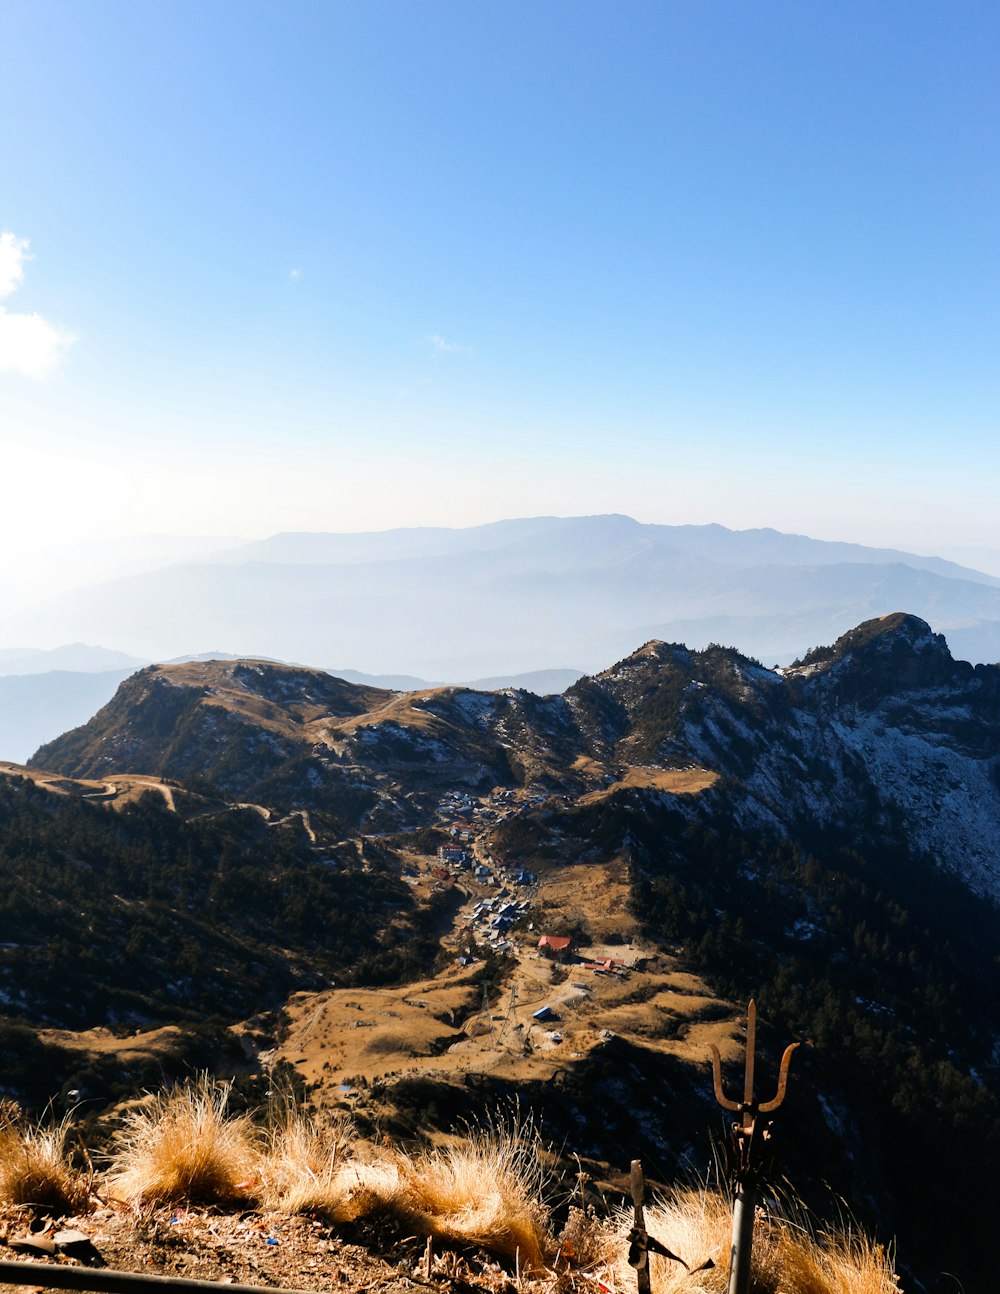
[{"xmin": 0, "ymin": 1205, "xmax": 570, "ymax": 1294}]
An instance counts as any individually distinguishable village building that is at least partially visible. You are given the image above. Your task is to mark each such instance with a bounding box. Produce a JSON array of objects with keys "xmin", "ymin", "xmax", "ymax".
[{"xmin": 537, "ymin": 933, "xmax": 573, "ymax": 961}]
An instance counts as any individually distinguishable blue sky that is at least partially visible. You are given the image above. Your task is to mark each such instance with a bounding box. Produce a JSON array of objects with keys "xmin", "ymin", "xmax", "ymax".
[{"xmin": 2, "ymin": 0, "xmax": 999, "ymax": 586}]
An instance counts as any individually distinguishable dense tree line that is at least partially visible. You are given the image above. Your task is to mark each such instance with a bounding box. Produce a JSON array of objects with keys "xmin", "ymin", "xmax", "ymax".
[
  {"xmin": 622, "ymin": 792, "xmax": 1000, "ymax": 1294},
  {"xmin": 0, "ymin": 777, "xmax": 435, "ymax": 1032}
]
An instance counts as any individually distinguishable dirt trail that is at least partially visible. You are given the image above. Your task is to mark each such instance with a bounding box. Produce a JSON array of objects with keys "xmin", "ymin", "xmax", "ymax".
[
  {"xmin": 276, "ymin": 808, "xmax": 316, "ymax": 841},
  {"xmin": 113, "ymin": 776, "xmax": 176, "ymax": 810},
  {"xmin": 0, "ymin": 762, "xmax": 176, "ymax": 810}
]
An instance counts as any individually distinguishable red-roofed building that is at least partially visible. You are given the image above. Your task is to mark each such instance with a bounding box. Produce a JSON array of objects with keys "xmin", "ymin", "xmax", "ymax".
[
  {"xmin": 537, "ymin": 934, "xmax": 573, "ymax": 961},
  {"xmin": 582, "ymin": 957, "xmax": 627, "ymax": 975}
]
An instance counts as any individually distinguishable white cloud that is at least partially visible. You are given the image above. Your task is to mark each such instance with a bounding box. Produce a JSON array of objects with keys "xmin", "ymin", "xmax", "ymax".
[
  {"xmin": 0, "ymin": 232, "xmax": 29, "ymax": 298},
  {"xmin": 0, "ymin": 309, "xmax": 76, "ymax": 380},
  {"xmin": 289, "ymin": 267, "xmax": 302, "ymax": 281},
  {"xmin": 423, "ymin": 333, "xmax": 472, "ymax": 354},
  {"xmin": 0, "ymin": 231, "xmax": 76, "ymax": 380}
]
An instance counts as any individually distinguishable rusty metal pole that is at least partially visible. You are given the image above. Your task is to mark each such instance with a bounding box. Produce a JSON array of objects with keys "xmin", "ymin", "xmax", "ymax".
[
  {"xmin": 629, "ymin": 1159, "xmax": 652, "ymax": 1294},
  {"xmin": 728, "ymin": 1178, "xmax": 757, "ymax": 1294},
  {"xmin": 709, "ymin": 1000, "xmax": 798, "ymax": 1294},
  {"xmin": 728, "ymin": 1000, "xmax": 757, "ymax": 1294}
]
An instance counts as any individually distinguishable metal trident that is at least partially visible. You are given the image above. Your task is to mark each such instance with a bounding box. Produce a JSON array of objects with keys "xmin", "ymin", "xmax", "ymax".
[{"xmin": 708, "ymin": 1000, "xmax": 798, "ymax": 1294}]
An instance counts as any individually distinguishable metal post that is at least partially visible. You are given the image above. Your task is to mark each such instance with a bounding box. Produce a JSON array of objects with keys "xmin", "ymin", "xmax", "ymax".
[
  {"xmin": 630, "ymin": 1159, "xmax": 652, "ymax": 1294},
  {"xmin": 729, "ymin": 1000, "xmax": 757, "ymax": 1294},
  {"xmin": 626, "ymin": 1161, "xmax": 715, "ymax": 1284},
  {"xmin": 729, "ymin": 1181, "xmax": 756, "ymax": 1294},
  {"xmin": 709, "ymin": 1000, "xmax": 799, "ymax": 1294}
]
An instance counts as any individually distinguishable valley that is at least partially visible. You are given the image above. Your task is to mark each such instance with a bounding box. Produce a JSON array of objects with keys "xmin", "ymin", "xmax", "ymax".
[
  {"xmin": 272, "ymin": 794, "xmax": 741, "ymax": 1119},
  {"xmin": 0, "ymin": 612, "xmax": 998, "ymax": 1291}
]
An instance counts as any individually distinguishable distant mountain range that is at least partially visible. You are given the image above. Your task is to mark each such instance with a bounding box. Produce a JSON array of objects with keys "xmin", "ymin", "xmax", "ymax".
[
  {"xmin": 0, "ymin": 644, "xmax": 148, "ymax": 675},
  {"xmin": 6, "ymin": 514, "xmax": 1000, "ymax": 762},
  {"xmin": 7, "ymin": 515, "xmax": 1000, "ymax": 680}
]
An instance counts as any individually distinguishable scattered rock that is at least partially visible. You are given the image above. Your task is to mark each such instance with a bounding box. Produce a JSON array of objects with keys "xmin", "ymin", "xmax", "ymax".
[{"xmin": 54, "ymin": 1229, "xmax": 107, "ymax": 1266}]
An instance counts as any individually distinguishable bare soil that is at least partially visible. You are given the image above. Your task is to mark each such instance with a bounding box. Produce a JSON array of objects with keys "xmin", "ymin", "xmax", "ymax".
[{"xmin": 0, "ymin": 1202, "xmax": 536, "ymax": 1294}]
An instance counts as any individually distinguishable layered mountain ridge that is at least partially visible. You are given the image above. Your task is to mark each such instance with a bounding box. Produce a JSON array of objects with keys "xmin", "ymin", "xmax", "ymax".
[
  {"xmin": 12, "ymin": 515, "xmax": 1000, "ymax": 674},
  {"xmin": 33, "ymin": 611, "xmax": 1000, "ymax": 899}
]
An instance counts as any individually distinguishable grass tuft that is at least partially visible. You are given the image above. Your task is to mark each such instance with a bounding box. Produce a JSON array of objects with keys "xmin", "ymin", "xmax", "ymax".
[
  {"xmin": 332, "ymin": 1155, "xmax": 407, "ymax": 1222},
  {"xmin": 106, "ymin": 1077, "xmax": 261, "ymax": 1207},
  {"xmin": 390, "ymin": 1123, "xmax": 552, "ymax": 1272},
  {"xmin": 260, "ymin": 1108, "xmax": 356, "ymax": 1218},
  {"xmin": 604, "ymin": 1186, "xmax": 901, "ymax": 1294},
  {"xmin": 0, "ymin": 1102, "xmax": 91, "ymax": 1214}
]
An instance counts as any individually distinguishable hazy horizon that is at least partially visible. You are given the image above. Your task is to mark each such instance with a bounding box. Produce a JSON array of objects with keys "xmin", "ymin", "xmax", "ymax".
[{"xmin": 6, "ymin": 513, "xmax": 1000, "ymax": 625}]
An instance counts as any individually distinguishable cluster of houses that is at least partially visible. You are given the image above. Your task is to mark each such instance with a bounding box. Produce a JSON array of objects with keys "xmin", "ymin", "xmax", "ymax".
[
  {"xmin": 438, "ymin": 843, "xmax": 471, "ymax": 869},
  {"xmin": 434, "ymin": 785, "xmax": 637, "ymax": 972},
  {"xmin": 427, "ymin": 787, "xmax": 635, "ymax": 983},
  {"xmin": 428, "ymin": 788, "xmax": 639, "ymax": 1056},
  {"xmin": 428, "ymin": 788, "xmax": 541, "ymax": 953},
  {"xmin": 436, "ymin": 789, "xmax": 507, "ymax": 833},
  {"xmin": 463, "ymin": 893, "xmax": 531, "ymax": 953},
  {"xmin": 475, "ymin": 859, "xmax": 537, "ymax": 887},
  {"xmin": 433, "ymin": 789, "xmax": 538, "ymax": 890},
  {"xmin": 489, "ymin": 787, "xmax": 545, "ymax": 809},
  {"xmin": 434, "ymin": 843, "xmax": 536, "ymax": 888},
  {"xmin": 437, "ymin": 791, "xmax": 477, "ymax": 818}
]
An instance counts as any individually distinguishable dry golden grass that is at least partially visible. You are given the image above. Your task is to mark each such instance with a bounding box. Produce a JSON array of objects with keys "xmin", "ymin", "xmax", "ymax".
[
  {"xmin": 300, "ymin": 1124, "xmax": 552, "ymax": 1270},
  {"xmin": 106, "ymin": 1078, "xmax": 261, "ymax": 1207},
  {"xmin": 389, "ymin": 1125, "xmax": 552, "ymax": 1272},
  {"xmin": 260, "ymin": 1109, "xmax": 356, "ymax": 1219},
  {"xmin": 578, "ymin": 766, "xmax": 718, "ymax": 806},
  {"xmin": 332, "ymin": 1155, "xmax": 408, "ymax": 1222},
  {"xmin": 603, "ymin": 1187, "xmax": 900, "ymax": 1294},
  {"xmin": 101, "ymin": 1074, "xmax": 552, "ymax": 1270},
  {"xmin": 0, "ymin": 1074, "xmax": 900, "ymax": 1293},
  {"xmin": 0, "ymin": 1103, "xmax": 91, "ymax": 1214}
]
